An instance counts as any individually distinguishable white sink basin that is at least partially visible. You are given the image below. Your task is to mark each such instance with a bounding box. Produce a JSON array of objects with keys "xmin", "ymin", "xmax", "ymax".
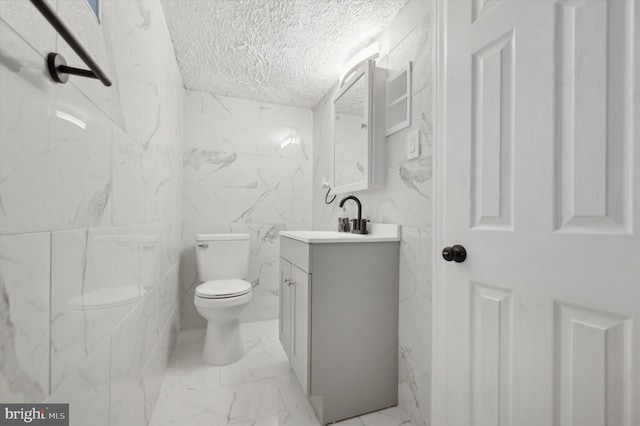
[{"xmin": 280, "ymin": 224, "xmax": 400, "ymax": 243}]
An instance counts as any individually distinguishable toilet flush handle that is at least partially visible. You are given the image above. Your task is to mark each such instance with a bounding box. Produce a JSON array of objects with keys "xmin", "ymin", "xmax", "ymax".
[{"xmin": 197, "ymin": 243, "xmax": 208, "ymax": 249}]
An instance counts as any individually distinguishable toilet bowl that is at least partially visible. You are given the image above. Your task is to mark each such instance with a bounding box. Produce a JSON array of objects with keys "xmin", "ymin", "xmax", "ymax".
[
  {"xmin": 194, "ymin": 233, "xmax": 252, "ymax": 366},
  {"xmin": 194, "ymin": 279, "xmax": 252, "ymax": 365}
]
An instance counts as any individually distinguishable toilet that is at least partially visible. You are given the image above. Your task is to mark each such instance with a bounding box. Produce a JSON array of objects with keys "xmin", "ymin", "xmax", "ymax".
[{"xmin": 194, "ymin": 233, "xmax": 252, "ymax": 365}]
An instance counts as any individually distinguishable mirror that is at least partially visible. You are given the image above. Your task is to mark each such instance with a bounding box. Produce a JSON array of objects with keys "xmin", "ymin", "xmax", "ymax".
[
  {"xmin": 331, "ymin": 60, "xmax": 384, "ymax": 194},
  {"xmin": 334, "ymin": 72, "xmax": 367, "ymax": 189}
]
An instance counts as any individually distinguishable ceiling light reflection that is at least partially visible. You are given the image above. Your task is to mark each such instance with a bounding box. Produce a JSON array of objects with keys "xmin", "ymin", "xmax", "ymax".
[{"xmin": 55, "ymin": 110, "xmax": 87, "ymax": 130}]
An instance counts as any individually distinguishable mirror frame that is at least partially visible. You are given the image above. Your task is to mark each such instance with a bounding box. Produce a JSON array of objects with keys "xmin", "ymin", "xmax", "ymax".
[{"xmin": 331, "ymin": 60, "xmax": 374, "ymax": 194}]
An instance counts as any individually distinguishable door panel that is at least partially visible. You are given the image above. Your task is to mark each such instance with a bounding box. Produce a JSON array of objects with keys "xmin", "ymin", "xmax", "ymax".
[
  {"xmin": 470, "ymin": 282, "xmax": 513, "ymax": 426},
  {"xmin": 434, "ymin": 1, "xmax": 639, "ymax": 425},
  {"xmin": 279, "ymin": 260, "xmax": 291, "ymax": 359},
  {"xmin": 470, "ymin": 30, "xmax": 514, "ymax": 229},
  {"xmin": 555, "ymin": 303, "xmax": 631, "ymax": 426},
  {"xmin": 555, "ymin": 0, "xmax": 634, "ymax": 233},
  {"xmin": 291, "ymin": 264, "xmax": 310, "ymax": 393}
]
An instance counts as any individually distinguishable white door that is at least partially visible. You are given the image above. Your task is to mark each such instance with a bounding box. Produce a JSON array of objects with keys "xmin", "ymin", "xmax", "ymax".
[{"xmin": 433, "ymin": 1, "xmax": 639, "ymax": 426}]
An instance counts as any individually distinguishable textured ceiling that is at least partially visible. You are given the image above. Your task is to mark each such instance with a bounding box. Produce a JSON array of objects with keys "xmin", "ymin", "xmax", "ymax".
[{"xmin": 160, "ymin": 0, "xmax": 409, "ymax": 108}]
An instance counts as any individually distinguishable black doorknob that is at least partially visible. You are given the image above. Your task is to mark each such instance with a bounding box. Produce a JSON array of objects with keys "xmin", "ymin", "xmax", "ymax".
[{"xmin": 442, "ymin": 245, "xmax": 467, "ymax": 263}]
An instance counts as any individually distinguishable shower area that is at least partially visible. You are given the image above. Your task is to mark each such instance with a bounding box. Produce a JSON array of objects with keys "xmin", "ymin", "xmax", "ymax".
[{"xmin": 0, "ymin": 0, "xmax": 183, "ymax": 423}]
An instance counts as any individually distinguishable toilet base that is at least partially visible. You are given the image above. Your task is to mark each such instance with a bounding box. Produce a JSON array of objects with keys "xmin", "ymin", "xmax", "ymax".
[{"xmin": 202, "ymin": 318, "xmax": 245, "ymax": 366}]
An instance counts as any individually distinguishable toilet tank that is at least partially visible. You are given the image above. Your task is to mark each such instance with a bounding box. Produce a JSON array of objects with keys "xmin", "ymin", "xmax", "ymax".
[{"xmin": 195, "ymin": 233, "xmax": 250, "ymax": 281}]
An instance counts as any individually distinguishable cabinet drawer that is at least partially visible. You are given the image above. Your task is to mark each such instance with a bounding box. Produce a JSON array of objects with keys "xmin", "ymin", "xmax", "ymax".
[{"xmin": 280, "ymin": 236, "xmax": 311, "ymax": 272}]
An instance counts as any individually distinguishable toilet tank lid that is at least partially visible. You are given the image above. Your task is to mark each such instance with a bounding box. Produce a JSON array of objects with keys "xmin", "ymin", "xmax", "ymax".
[{"xmin": 196, "ymin": 233, "xmax": 249, "ymax": 241}]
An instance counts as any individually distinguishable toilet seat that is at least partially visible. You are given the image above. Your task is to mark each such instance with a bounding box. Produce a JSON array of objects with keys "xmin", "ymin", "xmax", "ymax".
[{"xmin": 196, "ymin": 279, "xmax": 252, "ymax": 299}]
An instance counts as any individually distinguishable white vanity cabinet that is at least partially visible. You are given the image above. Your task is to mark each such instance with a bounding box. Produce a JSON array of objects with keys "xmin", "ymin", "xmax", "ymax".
[{"xmin": 279, "ymin": 227, "xmax": 400, "ymax": 425}]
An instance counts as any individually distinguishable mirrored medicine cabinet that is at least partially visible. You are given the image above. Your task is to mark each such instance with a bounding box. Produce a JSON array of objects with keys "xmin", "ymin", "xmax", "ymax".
[{"xmin": 331, "ymin": 60, "xmax": 385, "ymax": 194}]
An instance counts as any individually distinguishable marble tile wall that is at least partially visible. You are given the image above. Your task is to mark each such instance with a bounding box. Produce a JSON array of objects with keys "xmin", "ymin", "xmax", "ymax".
[
  {"xmin": 0, "ymin": 1, "xmax": 183, "ymax": 425},
  {"xmin": 312, "ymin": 0, "xmax": 433, "ymax": 425},
  {"xmin": 180, "ymin": 91, "xmax": 313, "ymax": 329}
]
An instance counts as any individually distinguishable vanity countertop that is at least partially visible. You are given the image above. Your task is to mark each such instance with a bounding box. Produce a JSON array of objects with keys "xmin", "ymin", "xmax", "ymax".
[{"xmin": 280, "ymin": 223, "xmax": 400, "ymax": 243}]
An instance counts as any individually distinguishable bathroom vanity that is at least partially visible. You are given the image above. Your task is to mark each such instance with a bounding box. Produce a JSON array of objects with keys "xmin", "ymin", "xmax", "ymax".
[{"xmin": 279, "ymin": 224, "xmax": 400, "ymax": 425}]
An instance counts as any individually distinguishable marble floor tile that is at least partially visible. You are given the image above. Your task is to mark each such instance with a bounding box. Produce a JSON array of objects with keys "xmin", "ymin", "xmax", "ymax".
[{"xmin": 149, "ymin": 320, "xmax": 414, "ymax": 426}]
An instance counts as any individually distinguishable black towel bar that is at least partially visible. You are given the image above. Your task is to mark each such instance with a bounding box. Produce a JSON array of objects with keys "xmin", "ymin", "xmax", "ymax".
[{"xmin": 29, "ymin": 0, "xmax": 112, "ymax": 87}]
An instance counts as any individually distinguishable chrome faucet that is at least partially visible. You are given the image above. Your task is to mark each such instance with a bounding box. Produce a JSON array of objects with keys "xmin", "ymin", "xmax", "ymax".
[{"xmin": 339, "ymin": 195, "xmax": 368, "ymax": 234}]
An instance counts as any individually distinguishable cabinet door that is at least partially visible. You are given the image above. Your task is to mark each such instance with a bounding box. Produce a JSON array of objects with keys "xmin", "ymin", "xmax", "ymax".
[
  {"xmin": 290, "ymin": 264, "xmax": 310, "ymax": 394},
  {"xmin": 278, "ymin": 259, "xmax": 291, "ymax": 359}
]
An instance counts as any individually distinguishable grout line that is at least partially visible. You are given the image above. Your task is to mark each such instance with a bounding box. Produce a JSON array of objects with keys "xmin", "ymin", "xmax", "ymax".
[{"xmin": 1, "ymin": 220, "xmax": 183, "ymax": 237}]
